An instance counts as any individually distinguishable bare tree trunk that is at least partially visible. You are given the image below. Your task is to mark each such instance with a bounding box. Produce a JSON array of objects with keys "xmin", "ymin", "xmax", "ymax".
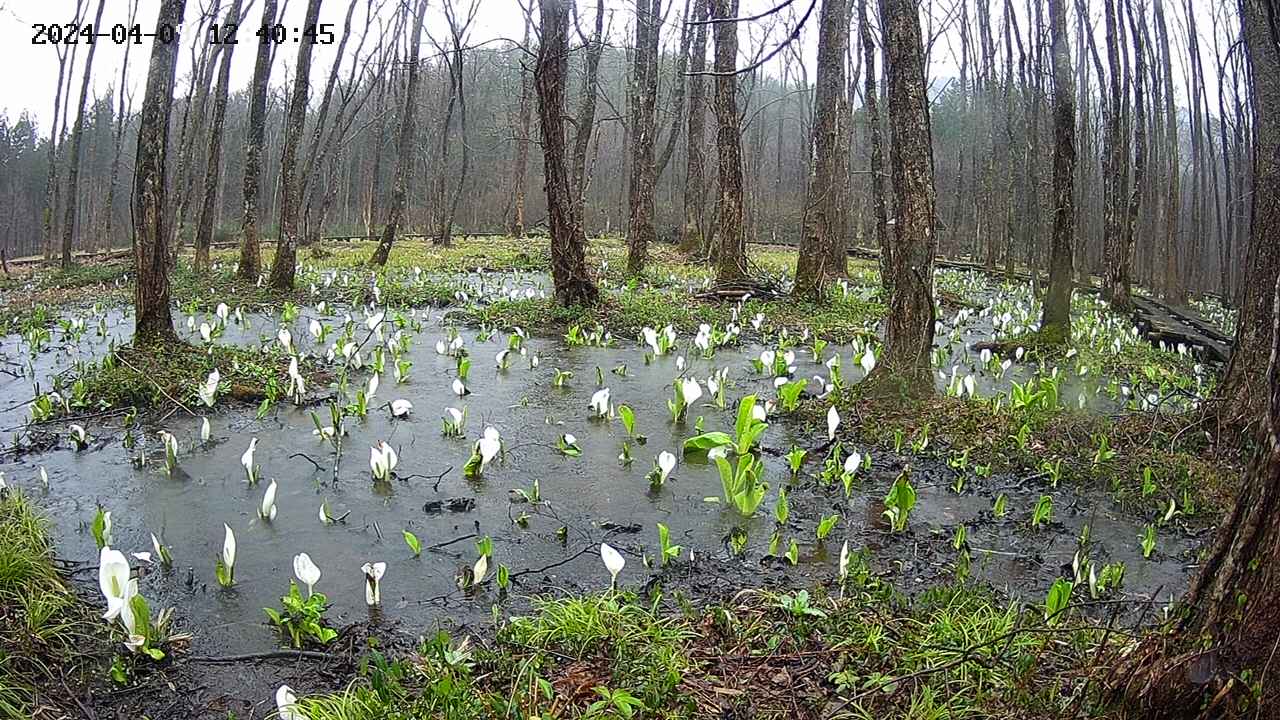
[
  {"xmin": 1040, "ymin": 0, "xmax": 1076, "ymax": 343},
  {"xmin": 569, "ymin": 0, "xmax": 605, "ymax": 235},
  {"xmin": 1105, "ymin": 0, "xmax": 1147, "ymax": 311},
  {"xmin": 60, "ymin": 0, "xmax": 107, "ymax": 269},
  {"xmin": 655, "ymin": 0, "xmax": 694, "ymax": 181},
  {"xmin": 195, "ymin": 0, "xmax": 244, "ymax": 272},
  {"xmin": 626, "ymin": 0, "xmax": 663, "ymax": 275},
  {"xmin": 269, "ymin": 0, "xmax": 326, "ymax": 289},
  {"xmin": 435, "ymin": 0, "xmax": 477, "ymax": 248},
  {"xmin": 713, "ymin": 0, "xmax": 748, "ymax": 284},
  {"xmin": 134, "ymin": 0, "xmax": 187, "ymax": 345},
  {"xmin": 680, "ymin": 0, "xmax": 711, "ymax": 253},
  {"xmin": 510, "ymin": 10, "xmax": 533, "ymax": 239},
  {"xmin": 794, "ymin": 0, "xmax": 850, "ymax": 299},
  {"xmin": 1154, "ymin": 0, "xmax": 1182, "ymax": 302},
  {"xmin": 300, "ymin": 0, "xmax": 363, "ymax": 247},
  {"xmin": 861, "ymin": 0, "xmax": 890, "ymax": 291},
  {"xmin": 238, "ymin": 0, "xmax": 280, "ymax": 282},
  {"xmin": 875, "ymin": 0, "xmax": 937, "ymax": 388},
  {"xmin": 536, "ymin": 0, "xmax": 600, "ymax": 305},
  {"xmin": 104, "ymin": 0, "xmax": 141, "ymax": 251},
  {"xmin": 370, "ymin": 0, "xmax": 427, "ymax": 267},
  {"xmin": 41, "ymin": 1, "xmax": 82, "ymax": 264},
  {"xmin": 1120, "ymin": 17, "xmax": 1280, "ymax": 714},
  {"xmin": 1216, "ymin": 0, "xmax": 1280, "ymax": 432}
]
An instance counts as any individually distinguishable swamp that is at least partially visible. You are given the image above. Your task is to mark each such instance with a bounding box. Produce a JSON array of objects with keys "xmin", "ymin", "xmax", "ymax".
[{"xmin": 0, "ymin": 0, "xmax": 1278, "ymax": 718}]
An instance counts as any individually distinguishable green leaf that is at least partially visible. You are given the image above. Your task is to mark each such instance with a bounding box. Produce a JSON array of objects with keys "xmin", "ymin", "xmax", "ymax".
[
  {"xmin": 618, "ymin": 404, "xmax": 636, "ymax": 436},
  {"xmin": 404, "ymin": 530, "xmax": 422, "ymax": 557},
  {"xmin": 683, "ymin": 432, "xmax": 734, "ymax": 454}
]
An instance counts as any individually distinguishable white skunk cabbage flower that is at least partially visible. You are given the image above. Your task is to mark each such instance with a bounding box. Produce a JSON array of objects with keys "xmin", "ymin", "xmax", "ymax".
[
  {"xmin": 477, "ymin": 427, "xmax": 502, "ymax": 471},
  {"xmin": 680, "ymin": 378, "xmax": 702, "ymax": 406},
  {"xmin": 276, "ymin": 685, "xmax": 307, "ymax": 720},
  {"xmin": 198, "ymin": 369, "xmax": 221, "ymax": 407},
  {"xmin": 241, "ymin": 438, "xmax": 259, "ymax": 483},
  {"xmin": 98, "ymin": 547, "xmax": 137, "ymax": 629},
  {"xmin": 826, "ymin": 406, "xmax": 840, "ymax": 441},
  {"xmin": 362, "ymin": 561, "xmax": 386, "ymax": 606},
  {"xmin": 472, "ymin": 554, "xmax": 488, "ymax": 585},
  {"xmin": 370, "ymin": 441, "xmax": 398, "ymax": 481},
  {"xmin": 600, "ymin": 543, "xmax": 625, "ymax": 589},
  {"xmin": 259, "ymin": 480, "xmax": 278, "ymax": 521},
  {"xmin": 657, "ymin": 451, "xmax": 676, "ymax": 483},
  {"xmin": 843, "ymin": 451, "xmax": 863, "ymax": 475},
  {"xmin": 860, "ymin": 348, "xmax": 877, "ymax": 375},
  {"xmin": 293, "ymin": 553, "xmax": 321, "ymax": 597},
  {"xmin": 221, "ymin": 524, "xmax": 237, "ymax": 583},
  {"xmin": 589, "ymin": 388, "xmax": 611, "ymax": 418},
  {"xmin": 391, "ymin": 399, "xmax": 413, "ymax": 418}
]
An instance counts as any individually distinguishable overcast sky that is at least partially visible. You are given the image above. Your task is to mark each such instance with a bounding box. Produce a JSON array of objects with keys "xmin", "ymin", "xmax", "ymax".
[{"xmin": 0, "ymin": 0, "xmax": 1236, "ymax": 134}]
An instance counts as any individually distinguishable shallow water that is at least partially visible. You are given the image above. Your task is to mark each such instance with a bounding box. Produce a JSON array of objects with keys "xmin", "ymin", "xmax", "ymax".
[{"xmin": 0, "ymin": 286, "xmax": 1201, "ymax": 654}]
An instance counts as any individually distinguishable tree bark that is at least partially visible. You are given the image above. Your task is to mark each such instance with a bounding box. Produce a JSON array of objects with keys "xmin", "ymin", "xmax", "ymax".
[
  {"xmin": 569, "ymin": 0, "xmax": 605, "ymax": 236},
  {"xmin": 60, "ymin": 0, "xmax": 107, "ymax": 269},
  {"xmin": 269, "ymin": 0, "xmax": 325, "ymax": 289},
  {"xmin": 713, "ymin": 0, "xmax": 748, "ymax": 284},
  {"xmin": 860, "ymin": 0, "xmax": 890, "ymax": 292},
  {"xmin": 1154, "ymin": 0, "xmax": 1182, "ymax": 302},
  {"xmin": 1120, "ymin": 13, "xmax": 1280, "ymax": 710},
  {"xmin": 537, "ymin": 0, "xmax": 600, "ymax": 305},
  {"xmin": 1216, "ymin": 0, "xmax": 1280, "ymax": 433},
  {"xmin": 511, "ymin": 10, "xmax": 533, "ymax": 239},
  {"xmin": 1040, "ymin": 0, "xmax": 1076, "ymax": 343},
  {"xmin": 369, "ymin": 0, "xmax": 427, "ymax": 268},
  {"xmin": 133, "ymin": 0, "xmax": 187, "ymax": 345},
  {"xmin": 195, "ymin": 0, "xmax": 244, "ymax": 272},
  {"xmin": 875, "ymin": 0, "xmax": 937, "ymax": 388},
  {"xmin": 238, "ymin": 0, "xmax": 280, "ymax": 282},
  {"xmin": 104, "ymin": 0, "xmax": 140, "ymax": 251},
  {"xmin": 680, "ymin": 0, "xmax": 711, "ymax": 253},
  {"xmin": 794, "ymin": 0, "xmax": 850, "ymax": 300},
  {"xmin": 626, "ymin": 0, "xmax": 663, "ymax": 275}
]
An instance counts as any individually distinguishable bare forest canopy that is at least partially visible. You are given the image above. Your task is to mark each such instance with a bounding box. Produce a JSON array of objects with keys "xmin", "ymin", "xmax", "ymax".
[{"xmin": 0, "ymin": 0, "xmax": 1250, "ymax": 302}]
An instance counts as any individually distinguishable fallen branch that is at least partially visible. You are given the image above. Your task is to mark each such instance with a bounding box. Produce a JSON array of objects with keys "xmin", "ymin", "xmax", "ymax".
[{"xmin": 184, "ymin": 650, "xmax": 335, "ymax": 664}]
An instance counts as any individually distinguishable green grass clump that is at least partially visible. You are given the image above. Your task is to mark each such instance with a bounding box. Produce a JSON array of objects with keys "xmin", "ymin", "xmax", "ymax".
[
  {"xmin": 291, "ymin": 574, "xmax": 1118, "ymax": 719},
  {"xmin": 68, "ymin": 342, "xmax": 325, "ymax": 412},
  {"xmin": 0, "ymin": 491, "xmax": 92, "ymax": 719}
]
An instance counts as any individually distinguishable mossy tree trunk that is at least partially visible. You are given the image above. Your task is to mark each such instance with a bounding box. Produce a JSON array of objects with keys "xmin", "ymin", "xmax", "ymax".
[
  {"xmin": 875, "ymin": 0, "xmax": 937, "ymax": 388},
  {"xmin": 238, "ymin": 0, "xmax": 278, "ymax": 282},
  {"xmin": 133, "ymin": 0, "xmax": 187, "ymax": 345},
  {"xmin": 1039, "ymin": 0, "xmax": 1076, "ymax": 344},
  {"xmin": 269, "ymin": 0, "xmax": 324, "ymax": 289},
  {"xmin": 794, "ymin": 0, "xmax": 850, "ymax": 301},
  {"xmin": 536, "ymin": 0, "xmax": 600, "ymax": 306}
]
